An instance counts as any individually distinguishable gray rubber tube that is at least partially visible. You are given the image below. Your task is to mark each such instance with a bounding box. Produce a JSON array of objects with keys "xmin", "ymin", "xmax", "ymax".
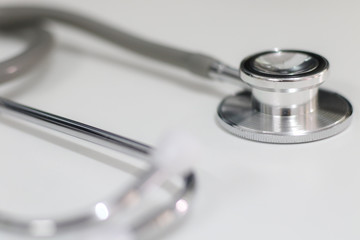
[
  {"xmin": 0, "ymin": 27, "xmax": 53, "ymax": 83},
  {"xmin": 0, "ymin": 6, "xmax": 219, "ymax": 78}
]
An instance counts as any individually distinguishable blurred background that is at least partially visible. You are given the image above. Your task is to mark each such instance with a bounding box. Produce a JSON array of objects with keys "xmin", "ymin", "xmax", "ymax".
[{"xmin": 0, "ymin": 0, "xmax": 359, "ymax": 239}]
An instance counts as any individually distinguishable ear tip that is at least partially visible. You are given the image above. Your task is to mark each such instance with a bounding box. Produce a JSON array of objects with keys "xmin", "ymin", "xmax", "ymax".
[{"xmin": 154, "ymin": 130, "xmax": 205, "ymax": 175}]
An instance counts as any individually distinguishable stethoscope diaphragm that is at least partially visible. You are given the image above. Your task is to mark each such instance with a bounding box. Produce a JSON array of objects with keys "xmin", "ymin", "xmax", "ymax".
[{"xmin": 217, "ymin": 50, "xmax": 353, "ymax": 143}]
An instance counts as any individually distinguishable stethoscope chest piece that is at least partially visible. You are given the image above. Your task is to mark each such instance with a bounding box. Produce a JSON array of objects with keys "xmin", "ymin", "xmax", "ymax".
[{"xmin": 217, "ymin": 50, "xmax": 353, "ymax": 143}]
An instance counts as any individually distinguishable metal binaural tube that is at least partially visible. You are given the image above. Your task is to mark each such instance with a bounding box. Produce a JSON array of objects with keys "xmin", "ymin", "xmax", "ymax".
[
  {"xmin": 0, "ymin": 97, "xmax": 152, "ymax": 160},
  {"xmin": 0, "ymin": 6, "xmax": 199, "ymax": 237},
  {"xmin": 0, "ymin": 96, "xmax": 196, "ymax": 238}
]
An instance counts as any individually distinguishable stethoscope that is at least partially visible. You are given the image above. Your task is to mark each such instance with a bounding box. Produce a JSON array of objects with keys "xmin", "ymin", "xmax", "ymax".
[{"xmin": 0, "ymin": 5, "xmax": 353, "ymax": 239}]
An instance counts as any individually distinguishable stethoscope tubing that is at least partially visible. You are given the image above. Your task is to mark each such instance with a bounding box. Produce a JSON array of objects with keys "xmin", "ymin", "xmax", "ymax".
[{"xmin": 0, "ymin": 5, "xmax": 196, "ymax": 239}]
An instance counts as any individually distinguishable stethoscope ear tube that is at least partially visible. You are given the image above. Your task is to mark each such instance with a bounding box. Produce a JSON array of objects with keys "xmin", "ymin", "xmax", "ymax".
[
  {"xmin": 0, "ymin": 97, "xmax": 196, "ymax": 238},
  {"xmin": 0, "ymin": 7, "xmax": 353, "ymax": 143},
  {"xmin": 0, "ymin": 26, "xmax": 53, "ymax": 83},
  {"xmin": 0, "ymin": 5, "xmax": 354, "ymax": 237},
  {"xmin": 0, "ymin": 6, "xmax": 220, "ymax": 79},
  {"xmin": 0, "ymin": 6, "xmax": 200, "ymax": 238}
]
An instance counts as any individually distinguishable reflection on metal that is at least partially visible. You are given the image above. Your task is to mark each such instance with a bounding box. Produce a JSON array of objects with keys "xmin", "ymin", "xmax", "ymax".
[
  {"xmin": 217, "ymin": 50, "xmax": 353, "ymax": 143},
  {"xmin": 176, "ymin": 199, "xmax": 189, "ymax": 214},
  {"xmin": 0, "ymin": 98, "xmax": 196, "ymax": 239},
  {"xmin": 95, "ymin": 202, "xmax": 110, "ymax": 220}
]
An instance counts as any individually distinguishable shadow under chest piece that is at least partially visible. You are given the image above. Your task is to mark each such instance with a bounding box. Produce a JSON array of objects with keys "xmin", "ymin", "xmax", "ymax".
[{"xmin": 217, "ymin": 50, "xmax": 353, "ymax": 143}]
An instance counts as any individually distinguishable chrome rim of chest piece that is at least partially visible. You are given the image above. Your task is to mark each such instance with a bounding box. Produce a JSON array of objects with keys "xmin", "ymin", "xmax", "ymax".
[{"xmin": 217, "ymin": 50, "xmax": 353, "ymax": 143}]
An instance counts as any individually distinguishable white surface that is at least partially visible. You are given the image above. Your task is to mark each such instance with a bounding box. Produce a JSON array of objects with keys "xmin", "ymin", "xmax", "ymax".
[{"xmin": 0, "ymin": 0, "xmax": 359, "ymax": 239}]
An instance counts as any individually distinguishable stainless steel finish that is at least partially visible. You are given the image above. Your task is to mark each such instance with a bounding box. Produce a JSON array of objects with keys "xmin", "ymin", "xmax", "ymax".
[
  {"xmin": 133, "ymin": 173, "xmax": 195, "ymax": 240},
  {"xmin": 0, "ymin": 5, "xmax": 352, "ymax": 240},
  {"xmin": 217, "ymin": 50, "xmax": 353, "ymax": 143},
  {"xmin": 0, "ymin": 97, "xmax": 195, "ymax": 238},
  {"xmin": 240, "ymin": 50, "xmax": 328, "ymax": 93},
  {"xmin": 0, "ymin": 8, "xmax": 198, "ymax": 239},
  {"xmin": 217, "ymin": 90, "xmax": 352, "ymax": 143},
  {"xmin": 0, "ymin": 97, "xmax": 151, "ymax": 160},
  {"xmin": 209, "ymin": 62, "xmax": 249, "ymax": 89},
  {"xmin": 252, "ymin": 51, "xmax": 319, "ymax": 75},
  {"xmin": 1, "ymin": 7, "xmax": 353, "ymax": 145}
]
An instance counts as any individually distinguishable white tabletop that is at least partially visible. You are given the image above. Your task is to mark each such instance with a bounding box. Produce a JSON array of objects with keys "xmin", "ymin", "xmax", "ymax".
[{"xmin": 0, "ymin": 0, "xmax": 359, "ymax": 239}]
